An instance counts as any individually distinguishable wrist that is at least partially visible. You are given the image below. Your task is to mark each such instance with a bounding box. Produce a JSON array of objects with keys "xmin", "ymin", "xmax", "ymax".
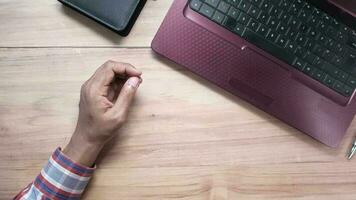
[{"xmin": 63, "ymin": 133, "xmax": 104, "ymax": 167}]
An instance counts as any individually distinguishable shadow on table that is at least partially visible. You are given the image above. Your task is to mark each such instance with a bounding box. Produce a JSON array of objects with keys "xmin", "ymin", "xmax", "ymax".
[
  {"xmin": 59, "ymin": 5, "xmax": 123, "ymax": 45},
  {"xmin": 152, "ymin": 53, "xmax": 343, "ymax": 156}
]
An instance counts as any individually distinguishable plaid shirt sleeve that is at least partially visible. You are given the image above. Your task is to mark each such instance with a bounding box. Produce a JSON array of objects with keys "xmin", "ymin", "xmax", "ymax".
[{"xmin": 14, "ymin": 148, "xmax": 95, "ymax": 200}]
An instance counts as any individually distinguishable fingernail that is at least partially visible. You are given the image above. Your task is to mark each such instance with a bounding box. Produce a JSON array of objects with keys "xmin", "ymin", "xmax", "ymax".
[{"xmin": 127, "ymin": 77, "xmax": 141, "ymax": 89}]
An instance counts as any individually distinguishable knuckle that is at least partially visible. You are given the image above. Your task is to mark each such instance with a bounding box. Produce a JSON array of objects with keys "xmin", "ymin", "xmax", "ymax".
[{"xmin": 104, "ymin": 60, "xmax": 116, "ymax": 68}]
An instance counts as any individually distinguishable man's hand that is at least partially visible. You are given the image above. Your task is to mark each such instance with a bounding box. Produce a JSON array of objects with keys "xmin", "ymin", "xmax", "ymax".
[{"xmin": 63, "ymin": 61, "xmax": 142, "ymax": 167}]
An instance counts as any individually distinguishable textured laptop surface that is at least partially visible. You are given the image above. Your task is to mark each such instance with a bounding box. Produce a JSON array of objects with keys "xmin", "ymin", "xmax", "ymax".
[{"xmin": 152, "ymin": 0, "xmax": 356, "ymax": 147}]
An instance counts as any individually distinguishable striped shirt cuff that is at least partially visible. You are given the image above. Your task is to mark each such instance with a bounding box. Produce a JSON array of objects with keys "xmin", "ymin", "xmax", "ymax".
[{"xmin": 33, "ymin": 148, "xmax": 95, "ymax": 200}]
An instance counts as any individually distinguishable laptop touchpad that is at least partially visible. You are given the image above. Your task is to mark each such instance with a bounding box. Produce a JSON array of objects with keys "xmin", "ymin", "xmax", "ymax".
[{"xmin": 227, "ymin": 46, "xmax": 291, "ymax": 107}]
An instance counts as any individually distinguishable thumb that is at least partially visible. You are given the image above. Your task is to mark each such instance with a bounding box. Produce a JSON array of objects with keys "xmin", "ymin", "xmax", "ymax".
[{"xmin": 111, "ymin": 77, "xmax": 141, "ymax": 117}]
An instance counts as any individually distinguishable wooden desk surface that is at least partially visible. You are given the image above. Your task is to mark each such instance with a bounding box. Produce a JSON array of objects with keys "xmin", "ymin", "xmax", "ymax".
[{"xmin": 1, "ymin": 1, "xmax": 356, "ymax": 199}]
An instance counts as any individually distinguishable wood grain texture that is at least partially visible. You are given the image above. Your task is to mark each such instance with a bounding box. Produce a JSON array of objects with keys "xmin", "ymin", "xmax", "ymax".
[
  {"xmin": 0, "ymin": 48, "xmax": 356, "ymax": 200},
  {"xmin": 0, "ymin": 0, "xmax": 171, "ymax": 47},
  {"xmin": 1, "ymin": 0, "xmax": 356, "ymax": 199}
]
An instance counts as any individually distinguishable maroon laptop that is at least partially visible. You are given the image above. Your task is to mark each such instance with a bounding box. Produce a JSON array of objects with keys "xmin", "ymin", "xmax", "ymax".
[{"xmin": 152, "ymin": 0, "xmax": 356, "ymax": 147}]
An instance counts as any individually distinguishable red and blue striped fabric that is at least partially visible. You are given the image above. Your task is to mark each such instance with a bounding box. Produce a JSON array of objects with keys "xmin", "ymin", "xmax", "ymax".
[{"xmin": 14, "ymin": 148, "xmax": 95, "ymax": 200}]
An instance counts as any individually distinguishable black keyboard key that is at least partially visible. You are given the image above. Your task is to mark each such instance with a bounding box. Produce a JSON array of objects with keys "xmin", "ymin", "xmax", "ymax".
[
  {"xmin": 344, "ymin": 49, "xmax": 356, "ymax": 72},
  {"xmin": 303, "ymin": 64, "xmax": 315, "ymax": 76},
  {"xmin": 317, "ymin": 34, "xmax": 327, "ymax": 44},
  {"xmin": 276, "ymin": 23, "xmax": 288, "ymax": 35},
  {"xmin": 212, "ymin": 11, "xmax": 225, "ymax": 24},
  {"xmin": 260, "ymin": 1, "xmax": 272, "ymax": 12},
  {"xmin": 323, "ymin": 75, "xmax": 336, "ymax": 87},
  {"xmin": 332, "ymin": 81, "xmax": 352, "ymax": 96},
  {"xmin": 304, "ymin": 51, "xmax": 316, "ymax": 64},
  {"xmin": 296, "ymin": 34, "xmax": 308, "ymax": 46},
  {"xmin": 269, "ymin": 0, "xmax": 281, "ymax": 5},
  {"xmin": 298, "ymin": 24, "xmax": 310, "ymax": 34},
  {"xmin": 270, "ymin": 6, "xmax": 282, "ymax": 18},
  {"xmin": 312, "ymin": 44, "xmax": 326, "ymax": 56},
  {"xmin": 250, "ymin": 0, "xmax": 263, "ymax": 7},
  {"xmin": 295, "ymin": 46, "xmax": 304, "ymax": 57},
  {"xmin": 286, "ymin": 41, "xmax": 298, "ymax": 53},
  {"xmin": 330, "ymin": 66, "xmax": 342, "ymax": 78},
  {"xmin": 321, "ymin": 61, "xmax": 336, "ymax": 73},
  {"xmin": 330, "ymin": 18, "xmax": 340, "ymax": 28},
  {"xmin": 294, "ymin": 0, "xmax": 305, "ymax": 9},
  {"xmin": 199, "ymin": 3, "xmax": 215, "ymax": 18},
  {"xmin": 237, "ymin": 13, "xmax": 250, "ymax": 25},
  {"xmin": 304, "ymin": 40, "xmax": 315, "ymax": 49},
  {"xmin": 312, "ymin": 69, "xmax": 326, "ymax": 82},
  {"xmin": 266, "ymin": 31, "xmax": 279, "ymax": 43},
  {"xmin": 205, "ymin": 0, "xmax": 220, "ymax": 8},
  {"xmin": 303, "ymin": 3, "xmax": 313, "ymax": 14},
  {"xmin": 247, "ymin": 19, "xmax": 260, "ymax": 32},
  {"xmin": 324, "ymin": 37, "xmax": 335, "ymax": 50},
  {"xmin": 312, "ymin": 7, "xmax": 321, "ymax": 16},
  {"xmin": 247, "ymin": 5, "xmax": 261, "ymax": 19},
  {"xmin": 257, "ymin": 12, "xmax": 270, "ymax": 24},
  {"xmin": 224, "ymin": 17, "xmax": 238, "ymax": 30},
  {"xmin": 331, "ymin": 55, "xmax": 342, "ymax": 66},
  {"xmin": 317, "ymin": 22, "xmax": 328, "ymax": 33},
  {"xmin": 267, "ymin": 17, "xmax": 278, "ymax": 30},
  {"xmin": 335, "ymin": 31, "xmax": 347, "ymax": 43},
  {"xmin": 326, "ymin": 27, "xmax": 337, "ymax": 39},
  {"xmin": 238, "ymin": 1, "xmax": 251, "ymax": 12},
  {"xmin": 293, "ymin": 58, "xmax": 306, "ymax": 71},
  {"xmin": 276, "ymin": 35, "xmax": 287, "ymax": 47},
  {"xmin": 298, "ymin": 10, "xmax": 310, "ymax": 21},
  {"xmin": 286, "ymin": 30, "xmax": 298, "ymax": 41},
  {"xmin": 280, "ymin": 12, "xmax": 291, "ymax": 23},
  {"xmin": 322, "ymin": 49, "xmax": 333, "ymax": 61},
  {"xmin": 227, "ymin": 0, "xmax": 240, "ymax": 7},
  {"xmin": 307, "ymin": 17, "xmax": 319, "ymax": 27},
  {"xmin": 217, "ymin": 1, "xmax": 231, "ymax": 13},
  {"xmin": 347, "ymin": 76, "xmax": 356, "ymax": 87},
  {"xmin": 289, "ymin": 3, "xmax": 299, "ymax": 15},
  {"xmin": 228, "ymin": 7, "xmax": 240, "ymax": 19},
  {"xmin": 342, "ymin": 85, "xmax": 353, "ymax": 96},
  {"xmin": 313, "ymin": 56, "xmax": 323, "ymax": 69},
  {"xmin": 242, "ymin": 29, "xmax": 296, "ymax": 65},
  {"xmin": 346, "ymin": 37, "xmax": 356, "ymax": 50},
  {"xmin": 288, "ymin": 18, "xmax": 301, "ymax": 30},
  {"xmin": 234, "ymin": 23, "xmax": 246, "ymax": 35},
  {"xmin": 339, "ymin": 71, "xmax": 349, "ymax": 81},
  {"xmin": 278, "ymin": 0, "xmax": 289, "ymax": 10},
  {"xmin": 321, "ymin": 14, "xmax": 333, "ymax": 26},
  {"xmin": 256, "ymin": 24, "xmax": 269, "ymax": 37},
  {"xmin": 334, "ymin": 43, "xmax": 346, "ymax": 55},
  {"xmin": 190, "ymin": 0, "xmax": 203, "ymax": 11}
]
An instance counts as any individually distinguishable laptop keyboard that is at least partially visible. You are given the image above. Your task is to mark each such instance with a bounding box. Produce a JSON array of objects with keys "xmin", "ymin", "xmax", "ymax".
[{"xmin": 189, "ymin": 0, "xmax": 356, "ymax": 97}]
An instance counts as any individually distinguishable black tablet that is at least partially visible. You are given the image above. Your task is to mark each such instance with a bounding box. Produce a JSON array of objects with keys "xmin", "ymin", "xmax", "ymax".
[{"xmin": 58, "ymin": 0, "xmax": 146, "ymax": 36}]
